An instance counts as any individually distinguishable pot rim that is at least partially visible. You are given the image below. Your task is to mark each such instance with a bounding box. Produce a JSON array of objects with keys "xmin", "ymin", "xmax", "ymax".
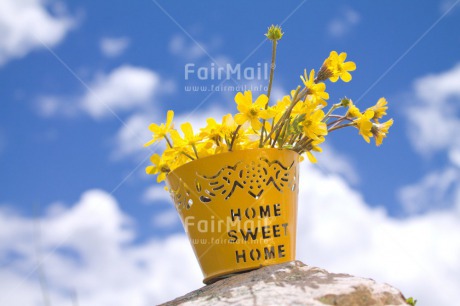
[{"xmin": 166, "ymin": 147, "xmax": 300, "ymax": 181}]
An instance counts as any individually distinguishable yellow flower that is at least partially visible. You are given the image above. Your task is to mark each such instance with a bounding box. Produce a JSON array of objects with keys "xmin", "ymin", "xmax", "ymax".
[
  {"xmin": 354, "ymin": 109, "xmax": 375, "ymax": 143},
  {"xmin": 170, "ymin": 123, "xmax": 203, "ymax": 158},
  {"xmin": 368, "ymin": 97, "xmax": 388, "ymax": 122},
  {"xmin": 201, "ymin": 113, "xmax": 242, "ymax": 153},
  {"xmin": 372, "ymin": 119, "xmax": 393, "ymax": 146},
  {"xmin": 200, "ymin": 118, "xmax": 224, "ymax": 145},
  {"xmin": 146, "ymin": 154, "xmax": 171, "ymax": 182},
  {"xmin": 305, "ymin": 137, "xmax": 325, "ymax": 163},
  {"xmin": 163, "ymin": 146, "xmax": 194, "ymax": 170},
  {"xmin": 144, "ymin": 110, "xmax": 174, "ymax": 147},
  {"xmin": 265, "ymin": 90, "xmax": 308, "ymax": 124},
  {"xmin": 300, "ymin": 69, "xmax": 330, "ymax": 101},
  {"xmin": 234, "ymin": 91, "xmax": 269, "ymax": 130},
  {"xmin": 221, "ymin": 114, "xmax": 238, "ymax": 139},
  {"xmin": 195, "ymin": 141, "xmax": 215, "ymax": 158},
  {"xmin": 323, "ymin": 51, "xmax": 356, "ymax": 82},
  {"xmin": 172, "ymin": 123, "xmax": 200, "ymax": 146},
  {"xmin": 264, "ymin": 95, "xmax": 290, "ymax": 122},
  {"xmin": 301, "ymin": 109, "xmax": 328, "ymax": 140},
  {"xmin": 306, "ymin": 94, "xmax": 327, "ymax": 108},
  {"xmin": 198, "ymin": 114, "xmax": 239, "ymax": 151},
  {"xmin": 346, "ymin": 100, "xmax": 361, "ymax": 118},
  {"xmin": 293, "ymin": 94, "xmax": 325, "ymax": 118}
]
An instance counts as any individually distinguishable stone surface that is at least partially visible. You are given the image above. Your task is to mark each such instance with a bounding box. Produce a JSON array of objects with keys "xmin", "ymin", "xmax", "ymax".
[{"xmin": 161, "ymin": 261, "xmax": 408, "ymax": 306}]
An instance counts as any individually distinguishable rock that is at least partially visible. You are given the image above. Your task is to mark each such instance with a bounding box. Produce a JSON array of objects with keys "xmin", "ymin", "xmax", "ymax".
[{"xmin": 161, "ymin": 261, "xmax": 408, "ymax": 306}]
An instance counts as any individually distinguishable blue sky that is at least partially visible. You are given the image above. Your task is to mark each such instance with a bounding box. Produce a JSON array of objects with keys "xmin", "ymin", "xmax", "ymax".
[{"xmin": 1, "ymin": 0, "xmax": 460, "ymax": 305}]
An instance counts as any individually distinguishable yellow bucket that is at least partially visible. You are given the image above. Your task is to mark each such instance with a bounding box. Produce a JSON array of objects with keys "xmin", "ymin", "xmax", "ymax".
[{"xmin": 166, "ymin": 148, "xmax": 299, "ymax": 284}]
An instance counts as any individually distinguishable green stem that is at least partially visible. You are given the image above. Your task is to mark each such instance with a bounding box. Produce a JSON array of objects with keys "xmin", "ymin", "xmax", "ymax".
[
  {"xmin": 267, "ymin": 40, "xmax": 277, "ymax": 99},
  {"xmin": 293, "ymin": 137, "xmax": 313, "ymax": 153},
  {"xmin": 290, "ymin": 133, "xmax": 302, "ymax": 145},
  {"xmin": 164, "ymin": 135, "xmax": 173, "ymax": 148},
  {"xmin": 259, "ymin": 40, "xmax": 278, "ymax": 148},
  {"xmin": 328, "ymin": 122, "xmax": 354, "ymax": 133},
  {"xmin": 288, "ymin": 134, "xmax": 296, "ymax": 145},
  {"xmin": 192, "ymin": 144, "xmax": 199, "ymax": 159},
  {"xmin": 267, "ymin": 86, "xmax": 306, "ymax": 146},
  {"xmin": 327, "ymin": 117, "xmax": 352, "ymax": 128},
  {"xmin": 272, "ymin": 116, "xmax": 289, "ymax": 148},
  {"xmin": 279, "ymin": 121, "xmax": 291, "ymax": 147},
  {"xmin": 229, "ymin": 125, "xmax": 242, "ymax": 151},
  {"xmin": 327, "ymin": 114, "xmax": 344, "ymax": 119},
  {"xmin": 322, "ymin": 103, "xmax": 341, "ymax": 122},
  {"xmin": 181, "ymin": 151, "xmax": 195, "ymax": 161},
  {"xmin": 264, "ymin": 86, "xmax": 300, "ymax": 146}
]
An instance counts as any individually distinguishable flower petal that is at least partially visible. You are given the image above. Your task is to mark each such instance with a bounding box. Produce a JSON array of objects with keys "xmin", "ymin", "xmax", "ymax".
[
  {"xmin": 157, "ymin": 172, "xmax": 166, "ymax": 183},
  {"xmin": 146, "ymin": 165, "xmax": 158, "ymax": 175},
  {"xmin": 343, "ymin": 61, "xmax": 356, "ymax": 71},
  {"xmin": 250, "ymin": 118, "xmax": 262, "ymax": 130},
  {"xmin": 329, "ymin": 75, "xmax": 339, "ymax": 82},
  {"xmin": 144, "ymin": 138, "xmax": 156, "ymax": 147},
  {"xmin": 234, "ymin": 113, "xmax": 248, "ymax": 125},
  {"xmin": 165, "ymin": 110, "xmax": 174, "ymax": 128},
  {"xmin": 244, "ymin": 91, "xmax": 253, "ymax": 103},
  {"xmin": 309, "ymin": 69, "xmax": 315, "ymax": 82},
  {"xmin": 150, "ymin": 154, "xmax": 160, "ymax": 164},
  {"xmin": 148, "ymin": 123, "xmax": 160, "ymax": 133},
  {"xmin": 306, "ymin": 151, "xmax": 317, "ymax": 163},
  {"xmin": 341, "ymin": 72, "xmax": 352, "ymax": 82},
  {"xmin": 181, "ymin": 122, "xmax": 194, "ymax": 139},
  {"xmin": 234, "ymin": 92, "xmax": 246, "ymax": 105},
  {"xmin": 255, "ymin": 94, "xmax": 268, "ymax": 108}
]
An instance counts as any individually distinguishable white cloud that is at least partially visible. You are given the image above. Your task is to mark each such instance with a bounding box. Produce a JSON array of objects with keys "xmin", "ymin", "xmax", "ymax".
[
  {"xmin": 36, "ymin": 65, "xmax": 175, "ymax": 119},
  {"xmin": 152, "ymin": 209, "xmax": 180, "ymax": 228},
  {"xmin": 169, "ymin": 34, "xmax": 224, "ymax": 63},
  {"xmin": 413, "ymin": 63, "xmax": 460, "ymax": 105},
  {"xmin": 0, "ymin": 0, "xmax": 74, "ymax": 66},
  {"xmin": 328, "ymin": 8, "xmax": 361, "ymax": 38},
  {"xmin": 111, "ymin": 113, "xmax": 156, "ymax": 160},
  {"xmin": 398, "ymin": 167, "xmax": 460, "ymax": 214},
  {"xmin": 400, "ymin": 63, "xmax": 460, "ymax": 214},
  {"xmin": 142, "ymin": 186, "xmax": 172, "ymax": 204},
  {"xmin": 169, "ymin": 34, "xmax": 205, "ymax": 61},
  {"xmin": 0, "ymin": 190, "xmax": 201, "ymax": 306},
  {"xmin": 296, "ymin": 164, "xmax": 460, "ymax": 306},
  {"xmin": 1, "ymin": 165, "xmax": 460, "ymax": 305},
  {"xmin": 449, "ymin": 148, "xmax": 460, "ymax": 167},
  {"xmin": 406, "ymin": 63, "xmax": 460, "ymax": 156},
  {"xmin": 100, "ymin": 37, "xmax": 130, "ymax": 58},
  {"xmin": 174, "ymin": 105, "xmax": 229, "ymax": 131},
  {"xmin": 270, "ymin": 85, "xmax": 286, "ymax": 104},
  {"xmin": 316, "ymin": 144, "xmax": 359, "ymax": 184},
  {"xmin": 81, "ymin": 65, "xmax": 160, "ymax": 118},
  {"xmin": 35, "ymin": 95, "xmax": 78, "ymax": 117}
]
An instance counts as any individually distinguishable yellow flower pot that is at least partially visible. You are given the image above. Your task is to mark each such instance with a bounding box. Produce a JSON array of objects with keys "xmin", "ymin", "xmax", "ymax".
[{"xmin": 166, "ymin": 148, "xmax": 299, "ymax": 284}]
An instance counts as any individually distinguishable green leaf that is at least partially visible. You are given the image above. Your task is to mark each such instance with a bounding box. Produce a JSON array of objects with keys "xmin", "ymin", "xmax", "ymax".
[
  {"xmin": 288, "ymin": 114, "xmax": 305, "ymax": 135},
  {"xmin": 406, "ymin": 297, "xmax": 417, "ymax": 306}
]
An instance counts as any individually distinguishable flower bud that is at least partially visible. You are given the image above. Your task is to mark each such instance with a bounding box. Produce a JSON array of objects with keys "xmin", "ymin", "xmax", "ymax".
[
  {"xmin": 341, "ymin": 98, "xmax": 351, "ymax": 107},
  {"xmin": 265, "ymin": 25, "xmax": 283, "ymax": 41}
]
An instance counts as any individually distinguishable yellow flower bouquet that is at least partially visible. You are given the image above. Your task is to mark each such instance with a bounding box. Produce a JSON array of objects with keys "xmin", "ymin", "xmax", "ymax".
[{"xmin": 145, "ymin": 25, "xmax": 393, "ymax": 284}]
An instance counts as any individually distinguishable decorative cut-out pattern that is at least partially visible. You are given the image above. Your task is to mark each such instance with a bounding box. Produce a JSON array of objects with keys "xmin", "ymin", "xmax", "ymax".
[{"xmin": 168, "ymin": 157, "xmax": 297, "ymax": 210}]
